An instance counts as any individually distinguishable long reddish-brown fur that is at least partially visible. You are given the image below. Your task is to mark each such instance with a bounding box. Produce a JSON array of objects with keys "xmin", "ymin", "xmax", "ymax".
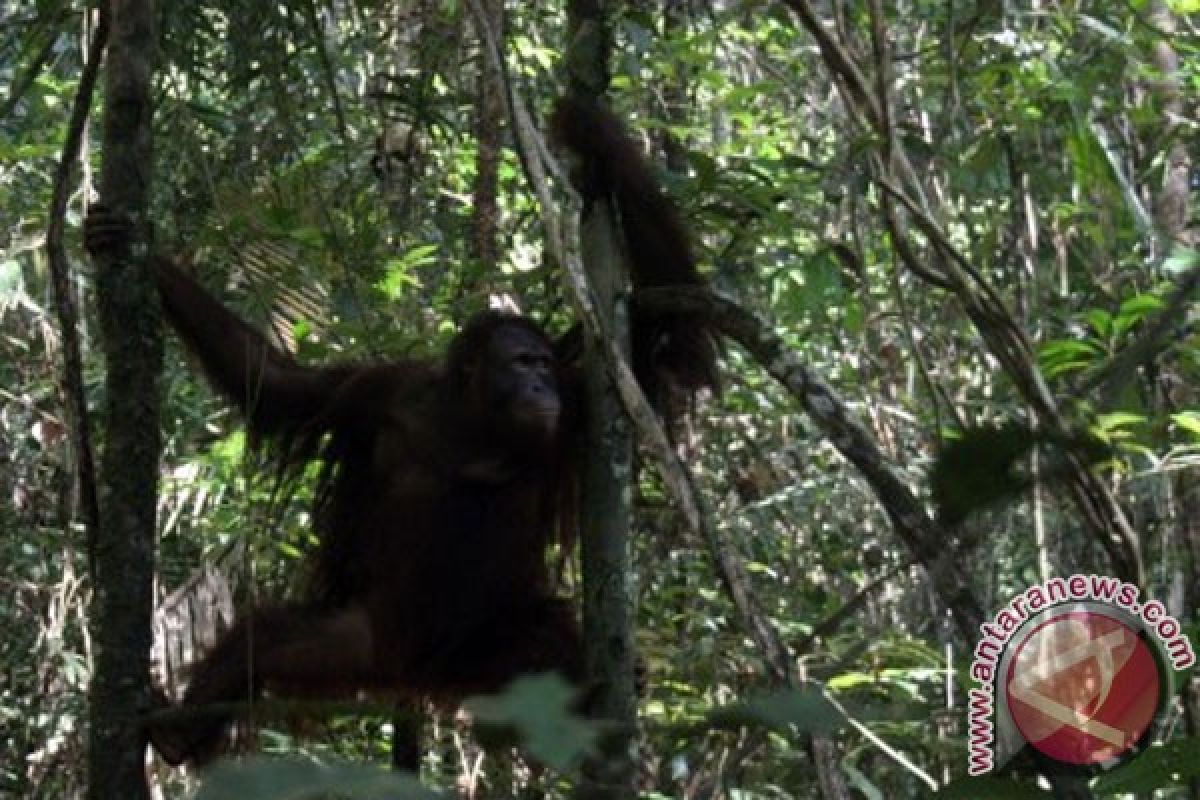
[{"xmin": 551, "ymin": 96, "xmax": 720, "ymax": 402}]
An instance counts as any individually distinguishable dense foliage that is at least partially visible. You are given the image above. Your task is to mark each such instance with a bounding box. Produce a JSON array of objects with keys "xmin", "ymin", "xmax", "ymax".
[{"xmin": 1, "ymin": 1, "xmax": 1197, "ymax": 797}]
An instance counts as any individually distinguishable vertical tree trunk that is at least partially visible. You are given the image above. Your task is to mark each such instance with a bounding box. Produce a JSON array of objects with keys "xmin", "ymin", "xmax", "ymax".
[
  {"xmin": 470, "ymin": 0, "xmax": 505, "ymax": 278},
  {"xmin": 389, "ymin": 701, "xmax": 422, "ymax": 773},
  {"xmin": 564, "ymin": 2, "xmax": 638, "ymax": 797},
  {"xmin": 1144, "ymin": 6, "xmax": 1200, "ymax": 799},
  {"xmin": 578, "ymin": 205, "xmax": 638, "ymax": 797},
  {"xmin": 87, "ymin": 1, "xmax": 162, "ymax": 798}
]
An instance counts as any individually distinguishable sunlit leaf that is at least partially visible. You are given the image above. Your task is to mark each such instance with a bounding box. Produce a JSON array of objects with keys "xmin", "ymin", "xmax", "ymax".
[{"xmin": 1172, "ymin": 412, "xmax": 1200, "ymax": 439}]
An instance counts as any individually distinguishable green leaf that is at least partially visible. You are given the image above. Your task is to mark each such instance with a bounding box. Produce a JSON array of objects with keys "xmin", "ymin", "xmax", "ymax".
[
  {"xmin": 1094, "ymin": 737, "xmax": 1200, "ymax": 794},
  {"xmin": 1038, "ymin": 338, "xmax": 1102, "ymax": 378},
  {"xmin": 1094, "ymin": 412, "xmax": 1146, "ymax": 433},
  {"xmin": 288, "ymin": 226, "xmax": 326, "ymax": 249},
  {"xmin": 194, "ymin": 757, "xmax": 442, "ymax": 799},
  {"xmin": 276, "ymin": 542, "xmax": 303, "ymax": 560},
  {"xmin": 291, "ymin": 318, "xmax": 312, "ymax": 343},
  {"xmin": 464, "ymin": 673, "xmax": 600, "ymax": 772},
  {"xmin": 1114, "ymin": 293, "xmax": 1165, "ymax": 336},
  {"xmin": 843, "ymin": 299, "xmax": 865, "ymax": 334},
  {"xmin": 842, "ymin": 762, "xmax": 884, "ymax": 800},
  {"xmin": 209, "ymin": 431, "xmax": 246, "ymax": 465},
  {"xmin": 1163, "ymin": 246, "xmax": 1198, "ymax": 275},
  {"xmin": 1117, "ymin": 293, "xmax": 1165, "ymax": 318},
  {"xmin": 707, "ymin": 687, "xmax": 842, "ymax": 735},
  {"xmin": 1085, "ymin": 308, "xmax": 1112, "ymax": 337},
  {"xmin": 1172, "ymin": 412, "xmax": 1200, "ymax": 439},
  {"xmin": 378, "ymin": 246, "xmax": 437, "ymax": 300}
]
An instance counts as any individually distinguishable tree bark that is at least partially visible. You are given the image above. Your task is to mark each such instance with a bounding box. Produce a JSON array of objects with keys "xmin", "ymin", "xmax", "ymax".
[
  {"xmin": 578, "ymin": 199, "xmax": 638, "ymax": 797},
  {"xmin": 563, "ymin": 3, "xmax": 638, "ymax": 797},
  {"xmin": 86, "ymin": 1, "xmax": 162, "ymax": 797},
  {"xmin": 46, "ymin": 8, "xmax": 108, "ymax": 567},
  {"xmin": 1144, "ymin": 5, "xmax": 1200, "ymax": 798},
  {"xmin": 470, "ymin": 0, "xmax": 506, "ymax": 278}
]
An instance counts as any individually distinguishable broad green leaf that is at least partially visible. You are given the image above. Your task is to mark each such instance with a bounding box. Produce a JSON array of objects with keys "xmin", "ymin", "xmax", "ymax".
[
  {"xmin": 1085, "ymin": 308, "xmax": 1113, "ymax": 337},
  {"xmin": 464, "ymin": 673, "xmax": 600, "ymax": 772},
  {"xmin": 1038, "ymin": 338, "xmax": 1103, "ymax": 377},
  {"xmin": 707, "ymin": 687, "xmax": 842, "ymax": 735},
  {"xmin": 1115, "ymin": 293, "xmax": 1165, "ymax": 336},
  {"xmin": 194, "ymin": 757, "xmax": 441, "ymax": 800},
  {"xmin": 1094, "ymin": 412, "xmax": 1147, "ymax": 432},
  {"xmin": 1172, "ymin": 412, "xmax": 1200, "ymax": 439}
]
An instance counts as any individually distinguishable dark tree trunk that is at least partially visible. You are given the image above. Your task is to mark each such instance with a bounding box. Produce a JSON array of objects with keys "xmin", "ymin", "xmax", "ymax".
[
  {"xmin": 578, "ymin": 200, "xmax": 638, "ymax": 797},
  {"xmin": 390, "ymin": 701, "xmax": 423, "ymax": 773},
  {"xmin": 563, "ymin": 3, "xmax": 638, "ymax": 797},
  {"xmin": 86, "ymin": 1, "xmax": 163, "ymax": 798}
]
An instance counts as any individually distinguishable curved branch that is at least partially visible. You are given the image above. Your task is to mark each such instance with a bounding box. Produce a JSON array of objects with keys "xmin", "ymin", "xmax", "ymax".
[
  {"xmin": 638, "ymin": 286, "xmax": 985, "ymax": 639},
  {"xmin": 781, "ymin": 0, "xmax": 1143, "ymax": 586}
]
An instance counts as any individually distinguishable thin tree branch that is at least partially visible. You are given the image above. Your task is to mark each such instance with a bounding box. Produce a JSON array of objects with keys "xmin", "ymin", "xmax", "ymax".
[
  {"xmin": 46, "ymin": 7, "xmax": 109, "ymax": 572},
  {"xmin": 638, "ymin": 286, "xmax": 986, "ymax": 640},
  {"xmin": 0, "ymin": 11, "xmax": 69, "ymax": 120},
  {"xmin": 301, "ymin": 0, "xmax": 349, "ymax": 143}
]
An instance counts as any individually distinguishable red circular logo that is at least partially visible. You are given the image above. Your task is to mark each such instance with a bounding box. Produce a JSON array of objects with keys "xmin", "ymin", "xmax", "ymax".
[{"xmin": 1005, "ymin": 610, "xmax": 1162, "ymax": 765}]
